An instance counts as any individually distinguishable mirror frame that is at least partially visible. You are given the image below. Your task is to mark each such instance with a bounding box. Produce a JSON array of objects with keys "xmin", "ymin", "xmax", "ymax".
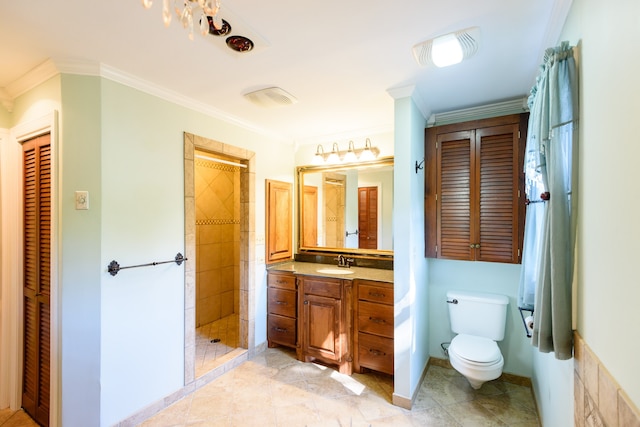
[{"xmin": 296, "ymin": 156, "xmax": 394, "ymax": 258}]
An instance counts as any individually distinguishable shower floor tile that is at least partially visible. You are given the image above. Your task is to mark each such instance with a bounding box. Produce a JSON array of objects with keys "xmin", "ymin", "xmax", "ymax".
[{"xmin": 195, "ymin": 313, "xmax": 239, "ymax": 378}]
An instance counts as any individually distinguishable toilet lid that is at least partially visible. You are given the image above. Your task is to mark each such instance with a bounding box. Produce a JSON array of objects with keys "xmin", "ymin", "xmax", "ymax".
[{"xmin": 451, "ymin": 334, "xmax": 501, "ymax": 363}]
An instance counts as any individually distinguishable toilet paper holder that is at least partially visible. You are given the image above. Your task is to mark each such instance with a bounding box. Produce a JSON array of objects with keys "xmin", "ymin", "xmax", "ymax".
[{"xmin": 518, "ymin": 306, "xmax": 534, "ymax": 338}]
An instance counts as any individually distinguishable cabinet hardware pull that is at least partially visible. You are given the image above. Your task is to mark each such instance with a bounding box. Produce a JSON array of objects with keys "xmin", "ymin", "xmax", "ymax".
[
  {"xmin": 369, "ymin": 349, "xmax": 386, "ymax": 356},
  {"xmin": 304, "ymin": 300, "xmax": 309, "ymax": 305},
  {"xmin": 274, "ymin": 301, "xmax": 287, "ymax": 305},
  {"xmin": 274, "ymin": 327, "xmax": 287, "ymax": 333},
  {"xmin": 369, "ymin": 292, "xmax": 385, "ymax": 298},
  {"xmin": 369, "ymin": 317, "xmax": 386, "ymax": 324}
]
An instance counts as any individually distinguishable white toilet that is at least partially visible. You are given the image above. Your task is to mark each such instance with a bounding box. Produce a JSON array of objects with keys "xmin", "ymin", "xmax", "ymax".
[{"xmin": 446, "ymin": 290, "xmax": 509, "ymax": 389}]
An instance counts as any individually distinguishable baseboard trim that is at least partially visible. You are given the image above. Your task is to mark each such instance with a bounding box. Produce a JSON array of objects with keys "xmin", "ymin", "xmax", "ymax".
[{"xmin": 392, "ymin": 358, "xmax": 431, "ymax": 410}]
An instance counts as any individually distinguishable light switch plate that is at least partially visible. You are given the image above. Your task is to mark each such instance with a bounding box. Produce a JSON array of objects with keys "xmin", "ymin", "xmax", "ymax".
[{"xmin": 75, "ymin": 191, "xmax": 89, "ymax": 210}]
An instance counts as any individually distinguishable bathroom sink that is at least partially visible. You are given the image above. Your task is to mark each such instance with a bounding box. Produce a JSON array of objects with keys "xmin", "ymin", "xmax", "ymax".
[{"xmin": 316, "ymin": 268, "xmax": 355, "ymax": 275}]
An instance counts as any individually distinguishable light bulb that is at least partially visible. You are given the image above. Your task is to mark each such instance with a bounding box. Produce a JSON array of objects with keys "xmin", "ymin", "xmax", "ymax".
[
  {"xmin": 344, "ymin": 141, "xmax": 357, "ymax": 163},
  {"xmin": 142, "ymin": 0, "xmax": 153, "ymax": 9},
  {"xmin": 431, "ymin": 33, "xmax": 463, "ymax": 67}
]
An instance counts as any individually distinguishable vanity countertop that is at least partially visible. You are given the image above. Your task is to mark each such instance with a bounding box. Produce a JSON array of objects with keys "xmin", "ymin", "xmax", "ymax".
[{"xmin": 267, "ymin": 261, "xmax": 394, "ymax": 283}]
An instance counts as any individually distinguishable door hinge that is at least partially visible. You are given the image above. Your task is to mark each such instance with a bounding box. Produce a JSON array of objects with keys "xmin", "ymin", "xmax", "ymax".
[
  {"xmin": 436, "ymin": 141, "xmax": 438, "ymax": 149},
  {"xmin": 518, "ymin": 249, "xmax": 521, "ymax": 257},
  {"xmin": 435, "ymin": 194, "xmax": 438, "ymax": 201},
  {"xmin": 435, "ymin": 245, "xmax": 438, "ymax": 254},
  {"xmin": 518, "ymin": 190, "xmax": 521, "ymax": 198},
  {"xmin": 518, "ymin": 131, "xmax": 521, "ymax": 139}
]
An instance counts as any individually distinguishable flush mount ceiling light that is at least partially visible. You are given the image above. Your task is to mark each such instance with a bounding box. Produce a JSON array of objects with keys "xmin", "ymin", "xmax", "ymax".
[
  {"xmin": 142, "ymin": 0, "xmax": 255, "ymax": 53},
  {"xmin": 142, "ymin": 0, "xmax": 224, "ymax": 39},
  {"xmin": 412, "ymin": 27, "xmax": 480, "ymax": 68},
  {"xmin": 243, "ymin": 87, "xmax": 298, "ymax": 108}
]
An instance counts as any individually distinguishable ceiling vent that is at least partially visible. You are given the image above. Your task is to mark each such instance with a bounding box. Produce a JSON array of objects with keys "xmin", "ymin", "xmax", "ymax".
[
  {"xmin": 243, "ymin": 87, "xmax": 298, "ymax": 108},
  {"xmin": 412, "ymin": 27, "xmax": 480, "ymax": 67}
]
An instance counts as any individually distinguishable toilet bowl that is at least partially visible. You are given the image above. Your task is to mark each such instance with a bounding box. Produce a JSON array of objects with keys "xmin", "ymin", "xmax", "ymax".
[
  {"xmin": 446, "ymin": 290, "xmax": 509, "ymax": 389},
  {"xmin": 448, "ymin": 334, "xmax": 504, "ymax": 389}
]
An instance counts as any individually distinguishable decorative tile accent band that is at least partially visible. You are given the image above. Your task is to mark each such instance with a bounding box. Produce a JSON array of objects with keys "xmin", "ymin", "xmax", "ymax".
[
  {"xmin": 196, "ymin": 219, "xmax": 240, "ymax": 225},
  {"xmin": 195, "ymin": 158, "xmax": 240, "ymax": 172}
]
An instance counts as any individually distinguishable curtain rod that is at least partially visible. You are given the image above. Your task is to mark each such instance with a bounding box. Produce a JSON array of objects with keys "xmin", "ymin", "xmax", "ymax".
[{"xmin": 195, "ymin": 154, "xmax": 247, "ymax": 168}]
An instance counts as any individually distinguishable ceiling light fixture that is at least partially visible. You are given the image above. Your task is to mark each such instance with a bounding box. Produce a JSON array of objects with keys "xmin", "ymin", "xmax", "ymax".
[
  {"xmin": 311, "ymin": 139, "xmax": 380, "ymax": 165},
  {"xmin": 412, "ymin": 27, "xmax": 480, "ymax": 68},
  {"xmin": 142, "ymin": 0, "xmax": 224, "ymax": 40}
]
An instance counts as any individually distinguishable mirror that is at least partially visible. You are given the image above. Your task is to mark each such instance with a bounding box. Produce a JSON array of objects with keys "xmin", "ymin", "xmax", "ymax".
[{"xmin": 297, "ymin": 157, "xmax": 393, "ymax": 255}]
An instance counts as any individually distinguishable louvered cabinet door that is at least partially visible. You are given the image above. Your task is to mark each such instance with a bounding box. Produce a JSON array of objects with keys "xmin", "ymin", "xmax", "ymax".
[
  {"xmin": 475, "ymin": 124, "xmax": 521, "ymax": 263},
  {"xmin": 22, "ymin": 134, "xmax": 51, "ymax": 427},
  {"xmin": 436, "ymin": 130, "xmax": 474, "ymax": 260},
  {"xmin": 425, "ymin": 113, "xmax": 527, "ymax": 264}
]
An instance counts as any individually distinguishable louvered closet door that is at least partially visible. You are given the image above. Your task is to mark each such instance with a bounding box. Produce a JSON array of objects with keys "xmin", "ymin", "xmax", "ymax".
[
  {"xmin": 436, "ymin": 130, "xmax": 475, "ymax": 260},
  {"xmin": 22, "ymin": 134, "xmax": 51, "ymax": 427},
  {"xmin": 475, "ymin": 124, "xmax": 520, "ymax": 263}
]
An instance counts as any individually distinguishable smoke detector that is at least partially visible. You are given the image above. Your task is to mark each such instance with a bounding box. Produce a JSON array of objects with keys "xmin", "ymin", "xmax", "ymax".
[
  {"xmin": 243, "ymin": 87, "xmax": 298, "ymax": 108},
  {"xmin": 412, "ymin": 27, "xmax": 480, "ymax": 67}
]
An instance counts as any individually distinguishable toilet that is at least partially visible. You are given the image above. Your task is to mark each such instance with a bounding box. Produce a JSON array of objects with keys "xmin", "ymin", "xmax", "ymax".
[{"xmin": 446, "ymin": 290, "xmax": 509, "ymax": 389}]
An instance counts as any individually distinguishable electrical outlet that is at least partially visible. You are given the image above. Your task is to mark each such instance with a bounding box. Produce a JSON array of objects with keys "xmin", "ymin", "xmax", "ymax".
[
  {"xmin": 256, "ymin": 234, "xmax": 265, "ymax": 245},
  {"xmin": 75, "ymin": 191, "xmax": 89, "ymax": 210}
]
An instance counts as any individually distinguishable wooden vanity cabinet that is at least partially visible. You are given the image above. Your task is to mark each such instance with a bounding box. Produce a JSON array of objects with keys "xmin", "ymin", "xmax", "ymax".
[
  {"xmin": 354, "ymin": 280, "xmax": 394, "ymax": 375},
  {"xmin": 267, "ymin": 271, "xmax": 298, "ymax": 350},
  {"xmin": 298, "ymin": 275, "xmax": 353, "ymax": 374}
]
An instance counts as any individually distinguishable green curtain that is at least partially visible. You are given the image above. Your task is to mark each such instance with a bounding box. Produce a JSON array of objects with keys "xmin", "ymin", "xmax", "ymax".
[{"xmin": 519, "ymin": 41, "xmax": 579, "ymax": 360}]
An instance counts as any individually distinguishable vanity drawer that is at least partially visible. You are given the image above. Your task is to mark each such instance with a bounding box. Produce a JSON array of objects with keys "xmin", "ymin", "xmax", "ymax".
[
  {"xmin": 357, "ymin": 333, "xmax": 394, "ymax": 375},
  {"xmin": 267, "ymin": 314, "xmax": 297, "ymax": 347},
  {"xmin": 268, "ymin": 272, "xmax": 296, "ymax": 290},
  {"xmin": 357, "ymin": 300, "xmax": 394, "ymax": 338},
  {"xmin": 358, "ymin": 282, "xmax": 393, "ymax": 305},
  {"xmin": 268, "ymin": 288, "xmax": 297, "ymax": 317},
  {"xmin": 302, "ymin": 276, "xmax": 342, "ymax": 299}
]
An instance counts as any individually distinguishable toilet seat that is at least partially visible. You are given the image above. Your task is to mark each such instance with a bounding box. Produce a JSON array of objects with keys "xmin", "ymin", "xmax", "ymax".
[{"xmin": 449, "ymin": 334, "xmax": 502, "ymax": 364}]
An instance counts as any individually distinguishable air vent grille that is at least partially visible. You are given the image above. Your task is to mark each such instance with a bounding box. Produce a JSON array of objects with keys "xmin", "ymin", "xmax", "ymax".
[{"xmin": 243, "ymin": 87, "xmax": 298, "ymax": 108}]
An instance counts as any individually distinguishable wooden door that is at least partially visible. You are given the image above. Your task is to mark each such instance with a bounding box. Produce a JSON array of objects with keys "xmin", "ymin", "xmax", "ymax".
[
  {"xmin": 302, "ymin": 185, "xmax": 318, "ymax": 247},
  {"xmin": 266, "ymin": 180, "xmax": 292, "ymax": 263},
  {"xmin": 302, "ymin": 294, "xmax": 341, "ymax": 362},
  {"xmin": 22, "ymin": 133, "xmax": 51, "ymax": 427},
  {"xmin": 475, "ymin": 124, "xmax": 521, "ymax": 263},
  {"xmin": 436, "ymin": 130, "xmax": 474, "ymax": 260},
  {"xmin": 323, "ymin": 174, "xmax": 345, "ymax": 248},
  {"xmin": 358, "ymin": 187, "xmax": 378, "ymax": 249}
]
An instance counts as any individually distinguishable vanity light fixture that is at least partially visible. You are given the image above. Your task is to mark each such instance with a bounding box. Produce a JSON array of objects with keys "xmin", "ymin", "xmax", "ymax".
[
  {"xmin": 359, "ymin": 138, "xmax": 376, "ymax": 162},
  {"xmin": 312, "ymin": 145, "xmax": 325, "ymax": 165},
  {"xmin": 343, "ymin": 141, "xmax": 358, "ymax": 163},
  {"xmin": 310, "ymin": 139, "xmax": 380, "ymax": 165},
  {"xmin": 326, "ymin": 143, "xmax": 341, "ymax": 164},
  {"xmin": 412, "ymin": 27, "xmax": 480, "ymax": 68}
]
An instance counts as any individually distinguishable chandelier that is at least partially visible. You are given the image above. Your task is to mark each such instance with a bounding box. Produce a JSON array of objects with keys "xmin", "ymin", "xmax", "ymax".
[{"xmin": 141, "ymin": 0, "xmax": 225, "ymax": 41}]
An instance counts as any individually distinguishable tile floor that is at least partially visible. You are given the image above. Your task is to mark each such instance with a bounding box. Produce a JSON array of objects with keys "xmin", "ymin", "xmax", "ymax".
[
  {"xmin": 141, "ymin": 347, "xmax": 540, "ymax": 426},
  {"xmin": 0, "ymin": 409, "xmax": 37, "ymax": 427},
  {"xmin": 2, "ymin": 346, "xmax": 541, "ymax": 427},
  {"xmin": 196, "ymin": 314, "xmax": 240, "ymax": 378}
]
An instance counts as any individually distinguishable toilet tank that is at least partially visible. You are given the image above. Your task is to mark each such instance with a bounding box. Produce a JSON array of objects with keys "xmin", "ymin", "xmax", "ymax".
[{"xmin": 447, "ymin": 290, "xmax": 509, "ymax": 341}]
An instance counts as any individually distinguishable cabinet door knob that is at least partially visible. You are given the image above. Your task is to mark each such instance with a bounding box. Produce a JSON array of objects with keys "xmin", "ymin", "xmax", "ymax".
[{"xmin": 304, "ymin": 300, "xmax": 309, "ymax": 305}]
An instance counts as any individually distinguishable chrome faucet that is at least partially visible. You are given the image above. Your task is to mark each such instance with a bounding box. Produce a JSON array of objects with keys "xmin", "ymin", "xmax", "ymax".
[{"xmin": 335, "ymin": 254, "xmax": 354, "ymax": 268}]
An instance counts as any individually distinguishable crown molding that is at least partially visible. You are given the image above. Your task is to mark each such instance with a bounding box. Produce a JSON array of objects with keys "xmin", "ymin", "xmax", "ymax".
[
  {"xmin": 1, "ymin": 58, "xmax": 289, "ymax": 142},
  {"xmin": 427, "ymin": 97, "xmax": 529, "ymax": 127},
  {"xmin": 386, "ymin": 84, "xmax": 430, "ymax": 121}
]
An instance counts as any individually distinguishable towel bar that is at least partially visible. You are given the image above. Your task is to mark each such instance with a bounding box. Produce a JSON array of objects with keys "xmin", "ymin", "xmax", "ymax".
[{"xmin": 108, "ymin": 252, "xmax": 187, "ymax": 276}]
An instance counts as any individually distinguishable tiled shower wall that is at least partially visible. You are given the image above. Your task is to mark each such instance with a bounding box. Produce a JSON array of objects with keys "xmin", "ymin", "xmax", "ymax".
[
  {"xmin": 195, "ymin": 155, "xmax": 240, "ymax": 327},
  {"xmin": 574, "ymin": 331, "xmax": 640, "ymax": 426}
]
